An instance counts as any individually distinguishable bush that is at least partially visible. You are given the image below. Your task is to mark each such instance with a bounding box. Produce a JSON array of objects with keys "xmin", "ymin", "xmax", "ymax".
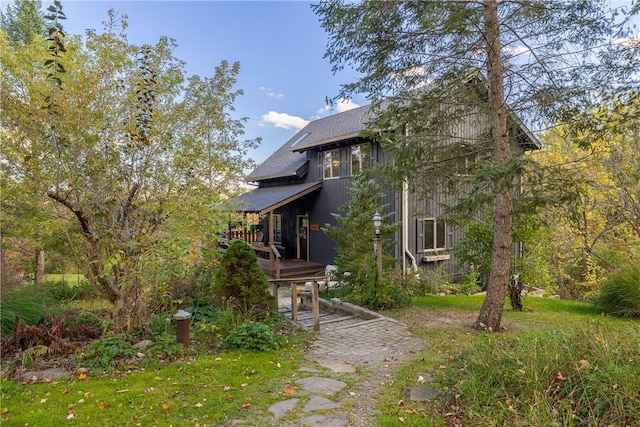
[
  {"xmin": 45, "ymin": 278, "xmax": 95, "ymax": 303},
  {"xmin": 223, "ymin": 321, "xmax": 279, "ymax": 352},
  {"xmin": 337, "ymin": 268, "xmax": 411, "ymax": 311},
  {"xmin": 213, "ymin": 240, "xmax": 274, "ymax": 314},
  {"xmin": 75, "ymin": 333, "xmax": 138, "ymax": 371},
  {"xmin": 595, "ymin": 264, "xmax": 640, "ymax": 318},
  {"xmin": 444, "ymin": 264, "xmax": 481, "ymax": 295}
]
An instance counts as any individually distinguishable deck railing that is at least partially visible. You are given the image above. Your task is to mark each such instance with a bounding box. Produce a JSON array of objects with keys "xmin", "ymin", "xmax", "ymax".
[{"xmin": 225, "ymin": 230, "xmax": 263, "ymax": 244}]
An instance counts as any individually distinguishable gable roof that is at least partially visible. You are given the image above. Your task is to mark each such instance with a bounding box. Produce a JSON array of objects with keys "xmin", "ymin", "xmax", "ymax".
[
  {"xmin": 288, "ymin": 104, "xmax": 377, "ymax": 152},
  {"xmin": 246, "ymin": 128, "xmax": 309, "ymax": 182}
]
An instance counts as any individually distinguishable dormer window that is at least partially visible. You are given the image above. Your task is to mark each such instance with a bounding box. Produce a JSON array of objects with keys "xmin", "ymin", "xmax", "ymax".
[
  {"xmin": 350, "ymin": 143, "xmax": 371, "ymax": 175},
  {"xmin": 323, "ymin": 149, "xmax": 340, "ymax": 179}
]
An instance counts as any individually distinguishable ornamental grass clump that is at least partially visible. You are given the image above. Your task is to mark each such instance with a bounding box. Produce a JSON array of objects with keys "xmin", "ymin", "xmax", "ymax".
[{"xmin": 595, "ymin": 263, "xmax": 640, "ymax": 318}]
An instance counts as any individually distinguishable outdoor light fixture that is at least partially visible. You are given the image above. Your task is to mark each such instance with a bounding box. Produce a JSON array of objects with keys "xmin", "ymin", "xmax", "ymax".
[{"xmin": 373, "ymin": 211, "xmax": 382, "ymax": 237}]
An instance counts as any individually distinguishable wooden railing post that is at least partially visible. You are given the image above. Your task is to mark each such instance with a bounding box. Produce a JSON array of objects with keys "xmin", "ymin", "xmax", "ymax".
[{"xmin": 312, "ymin": 280, "xmax": 319, "ymax": 332}]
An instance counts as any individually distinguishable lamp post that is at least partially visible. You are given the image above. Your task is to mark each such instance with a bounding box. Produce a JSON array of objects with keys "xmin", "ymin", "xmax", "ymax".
[{"xmin": 373, "ymin": 211, "xmax": 383, "ymax": 282}]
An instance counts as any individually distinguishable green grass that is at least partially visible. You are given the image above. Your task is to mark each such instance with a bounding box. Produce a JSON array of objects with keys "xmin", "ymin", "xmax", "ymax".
[
  {"xmin": 1, "ymin": 341, "xmax": 310, "ymax": 426},
  {"xmin": 377, "ymin": 296, "xmax": 640, "ymax": 427},
  {"xmin": 44, "ymin": 274, "xmax": 87, "ymax": 287}
]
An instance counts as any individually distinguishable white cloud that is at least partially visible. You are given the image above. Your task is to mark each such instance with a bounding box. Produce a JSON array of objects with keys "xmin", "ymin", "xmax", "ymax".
[
  {"xmin": 258, "ymin": 111, "xmax": 309, "ymax": 130},
  {"xmin": 259, "ymin": 86, "xmax": 284, "ymax": 99},
  {"xmin": 313, "ymin": 98, "xmax": 360, "ymax": 119},
  {"xmin": 504, "ymin": 45, "xmax": 531, "ymax": 56}
]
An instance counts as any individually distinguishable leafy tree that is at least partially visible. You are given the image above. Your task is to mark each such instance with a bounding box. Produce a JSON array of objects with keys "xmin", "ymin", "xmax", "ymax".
[
  {"xmin": 312, "ymin": 0, "xmax": 639, "ymax": 331},
  {"xmin": 1, "ymin": 5, "xmax": 256, "ymax": 331}
]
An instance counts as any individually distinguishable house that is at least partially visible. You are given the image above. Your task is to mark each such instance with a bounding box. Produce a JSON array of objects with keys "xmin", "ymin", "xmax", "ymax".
[{"xmin": 230, "ymin": 79, "xmax": 540, "ymax": 279}]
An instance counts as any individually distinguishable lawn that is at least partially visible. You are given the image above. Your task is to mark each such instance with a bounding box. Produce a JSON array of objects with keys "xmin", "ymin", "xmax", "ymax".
[{"xmin": 378, "ymin": 295, "xmax": 640, "ymax": 426}]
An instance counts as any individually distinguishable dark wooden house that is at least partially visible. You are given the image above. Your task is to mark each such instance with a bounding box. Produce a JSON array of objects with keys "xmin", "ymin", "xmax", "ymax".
[{"xmin": 230, "ymin": 85, "xmax": 540, "ymax": 279}]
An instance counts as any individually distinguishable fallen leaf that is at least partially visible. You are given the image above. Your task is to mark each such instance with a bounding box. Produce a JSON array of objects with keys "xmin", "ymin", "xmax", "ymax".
[
  {"xmin": 578, "ymin": 359, "xmax": 590, "ymax": 370},
  {"xmin": 557, "ymin": 372, "xmax": 565, "ymax": 381},
  {"xmin": 144, "ymin": 387, "xmax": 155, "ymax": 394},
  {"xmin": 116, "ymin": 389, "xmax": 128, "ymax": 394},
  {"xmin": 518, "ymin": 369, "xmax": 526, "ymax": 374},
  {"xmin": 223, "ymin": 386, "xmax": 232, "ymax": 391},
  {"xmin": 283, "ymin": 385, "xmax": 294, "ymax": 394},
  {"xmin": 40, "ymin": 398, "xmax": 47, "ymax": 404},
  {"xmin": 398, "ymin": 400, "xmax": 405, "ymax": 406},
  {"xmin": 98, "ymin": 402, "xmax": 107, "ymax": 410},
  {"xmin": 162, "ymin": 403, "xmax": 170, "ymax": 410},
  {"xmin": 66, "ymin": 413, "xmax": 75, "ymax": 420},
  {"xmin": 195, "ymin": 402, "xmax": 203, "ymax": 408},
  {"xmin": 78, "ymin": 373, "xmax": 87, "ymax": 380},
  {"xmin": 181, "ymin": 402, "xmax": 189, "ymax": 408},
  {"xmin": 1, "ymin": 408, "xmax": 7, "ymax": 414},
  {"xmin": 612, "ymin": 384, "xmax": 619, "ymax": 390},
  {"xmin": 241, "ymin": 402, "xmax": 251, "ymax": 408},
  {"xmin": 276, "ymin": 362, "xmax": 281, "ymax": 368},
  {"xmin": 398, "ymin": 416, "xmax": 405, "ymax": 422},
  {"xmin": 516, "ymin": 360, "xmax": 524, "ymax": 366},
  {"xmin": 241, "ymin": 383, "xmax": 248, "ymax": 388},
  {"xmin": 62, "ymin": 389, "xmax": 71, "ymax": 394}
]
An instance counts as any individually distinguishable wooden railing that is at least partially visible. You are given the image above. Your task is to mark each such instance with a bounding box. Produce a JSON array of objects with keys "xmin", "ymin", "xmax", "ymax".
[{"xmin": 225, "ymin": 230, "xmax": 263, "ymax": 244}]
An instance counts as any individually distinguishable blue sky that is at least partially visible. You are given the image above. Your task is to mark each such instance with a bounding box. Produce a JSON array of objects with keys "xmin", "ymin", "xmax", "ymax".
[{"xmin": 38, "ymin": 0, "xmax": 365, "ymax": 166}]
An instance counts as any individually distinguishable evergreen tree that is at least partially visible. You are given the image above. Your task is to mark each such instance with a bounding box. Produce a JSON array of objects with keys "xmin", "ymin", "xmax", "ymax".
[{"xmin": 1, "ymin": 0, "xmax": 46, "ymax": 47}]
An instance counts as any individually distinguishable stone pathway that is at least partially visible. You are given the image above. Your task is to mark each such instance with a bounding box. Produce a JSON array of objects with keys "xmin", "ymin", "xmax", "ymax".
[{"xmin": 268, "ymin": 299, "xmax": 428, "ymax": 426}]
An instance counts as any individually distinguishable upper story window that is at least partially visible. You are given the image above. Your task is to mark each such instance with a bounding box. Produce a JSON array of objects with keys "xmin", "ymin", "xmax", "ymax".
[
  {"xmin": 350, "ymin": 143, "xmax": 371, "ymax": 175},
  {"xmin": 323, "ymin": 149, "xmax": 341, "ymax": 179}
]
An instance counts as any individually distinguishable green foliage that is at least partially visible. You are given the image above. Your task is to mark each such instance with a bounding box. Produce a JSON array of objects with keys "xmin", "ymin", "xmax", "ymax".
[
  {"xmin": 444, "ymin": 264, "xmax": 481, "ymax": 295},
  {"xmin": 0, "ymin": 284, "xmax": 51, "ymax": 338},
  {"xmin": 44, "ymin": 278, "xmax": 95, "ymax": 303},
  {"xmin": 330, "ymin": 267, "xmax": 411, "ymax": 311},
  {"xmin": 223, "ymin": 321, "xmax": 279, "ymax": 352},
  {"xmin": 75, "ymin": 333, "xmax": 137, "ymax": 371},
  {"xmin": 403, "ymin": 264, "xmax": 451, "ymax": 297},
  {"xmin": 213, "ymin": 240, "xmax": 273, "ymax": 314},
  {"xmin": 146, "ymin": 334, "xmax": 186, "ymax": 360},
  {"xmin": 596, "ymin": 264, "xmax": 640, "ymax": 318}
]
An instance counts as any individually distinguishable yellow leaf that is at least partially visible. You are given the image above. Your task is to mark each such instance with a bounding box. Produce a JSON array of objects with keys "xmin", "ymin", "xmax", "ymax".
[
  {"xmin": 77, "ymin": 373, "xmax": 87, "ymax": 380},
  {"xmin": 557, "ymin": 372, "xmax": 566, "ymax": 381},
  {"xmin": 162, "ymin": 403, "xmax": 170, "ymax": 410},
  {"xmin": 98, "ymin": 402, "xmax": 107, "ymax": 410}
]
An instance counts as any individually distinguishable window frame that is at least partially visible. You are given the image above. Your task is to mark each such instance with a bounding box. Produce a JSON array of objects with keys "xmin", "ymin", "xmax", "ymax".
[
  {"xmin": 350, "ymin": 143, "xmax": 371, "ymax": 175},
  {"xmin": 322, "ymin": 149, "xmax": 341, "ymax": 179},
  {"xmin": 421, "ymin": 218, "xmax": 446, "ymax": 252}
]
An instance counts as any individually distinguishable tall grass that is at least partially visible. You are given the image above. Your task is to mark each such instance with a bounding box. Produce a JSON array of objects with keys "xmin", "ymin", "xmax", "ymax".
[
  {"xmin": 0, "ymin": 285, "xmax": 52, "ymax": 338},
  {"xmin": 377, "ymin": 296, "xmax": 640, "ymax": 427},
  {"xmin": 596, "ymin": 264, "xmax": 640, "ymax": 317}
]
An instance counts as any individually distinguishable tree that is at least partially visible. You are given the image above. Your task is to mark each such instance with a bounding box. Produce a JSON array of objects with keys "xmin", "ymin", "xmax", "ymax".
[
  {"xmin": 313, "ymin": 0, "xmax": 638, "ymax": 331},
  {"xmin": 1, "ymin": 5, "xmax": 256, "ymax": 331},
  {"xmin": 0, "ymin": 0, "xmax": 45, "ymax": 47},
  {"xmin": 322, "ymin": 173, "xmax": 397, "ymax": 286}
]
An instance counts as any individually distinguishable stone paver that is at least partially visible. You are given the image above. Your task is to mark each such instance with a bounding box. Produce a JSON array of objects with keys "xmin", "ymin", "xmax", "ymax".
[{"xmin": 270, "ymin": 293, "xmax": 426, "ymax": 426}]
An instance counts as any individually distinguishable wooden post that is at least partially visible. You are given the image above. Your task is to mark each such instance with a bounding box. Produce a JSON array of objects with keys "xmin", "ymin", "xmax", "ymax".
[
  {"xmin": 290, "ymin": 281, "xmax": 298, "ymax": 321},
  {"xmin": 312, "ymin": 280, "xmax": 320, "ymax": 332}
]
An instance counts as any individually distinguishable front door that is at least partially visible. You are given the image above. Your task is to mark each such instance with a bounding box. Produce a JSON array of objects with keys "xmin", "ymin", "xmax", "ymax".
[{"xmin": 297, "ymin": 215, "xmax": 309, "ymax": 260}]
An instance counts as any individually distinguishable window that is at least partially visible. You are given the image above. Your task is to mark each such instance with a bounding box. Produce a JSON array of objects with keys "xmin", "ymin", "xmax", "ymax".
[
  {"xmin": 422, "ymin": 218, "xmax": 446, "ymax": 251},
  {"xmin": 273, "ymin": 214, "xmax": 282, "ymax": 244},
  {"xmin": 323, "ymin": 149, "xmax": 340, "ymax": 179},
  {"xmin": 350, "ymin": 143, "xmax": 371, "ymax": 175}
]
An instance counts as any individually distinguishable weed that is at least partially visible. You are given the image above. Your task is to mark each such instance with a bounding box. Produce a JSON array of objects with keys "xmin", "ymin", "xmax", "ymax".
[
  {"xmin": 75, "ymin": 333, "xmax": 137, "ymax": 371},
  {"xmin": 223, "ymin": 321, "xmax": 279, "ymax": 352}
]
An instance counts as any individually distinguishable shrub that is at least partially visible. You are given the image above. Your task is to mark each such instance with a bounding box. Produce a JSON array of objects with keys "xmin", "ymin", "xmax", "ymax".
[
  {"xmin": 223, "ymin": 321, "xmax": 279, "ymax": 352},
  {"xmin": 338, "ymin": 268, "xmax": 411, "ymax": 311},
  {"xmin": 75, "ymin": 333, "xmax": 137, "ymax": 371},
  {"xmin": 213, "ymin": 240, "xmax": 273, "ymax": 314},
  {"xmin": 595, "ymin": 264, "xmax": 640, "ymax": 318},
  {"xmin": 445, "ymin": 264, "xmax": 481, "ymax": 295}
]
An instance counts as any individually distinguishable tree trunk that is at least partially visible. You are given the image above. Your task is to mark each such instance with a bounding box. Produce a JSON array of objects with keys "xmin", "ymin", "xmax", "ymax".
[
  {"xmin": 35, "ymin": 248, "xmax": 45, "ymax": 284},
  {"xmin": 475, "ymin": 0, "xmax": 513, "ymax": 331}
]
